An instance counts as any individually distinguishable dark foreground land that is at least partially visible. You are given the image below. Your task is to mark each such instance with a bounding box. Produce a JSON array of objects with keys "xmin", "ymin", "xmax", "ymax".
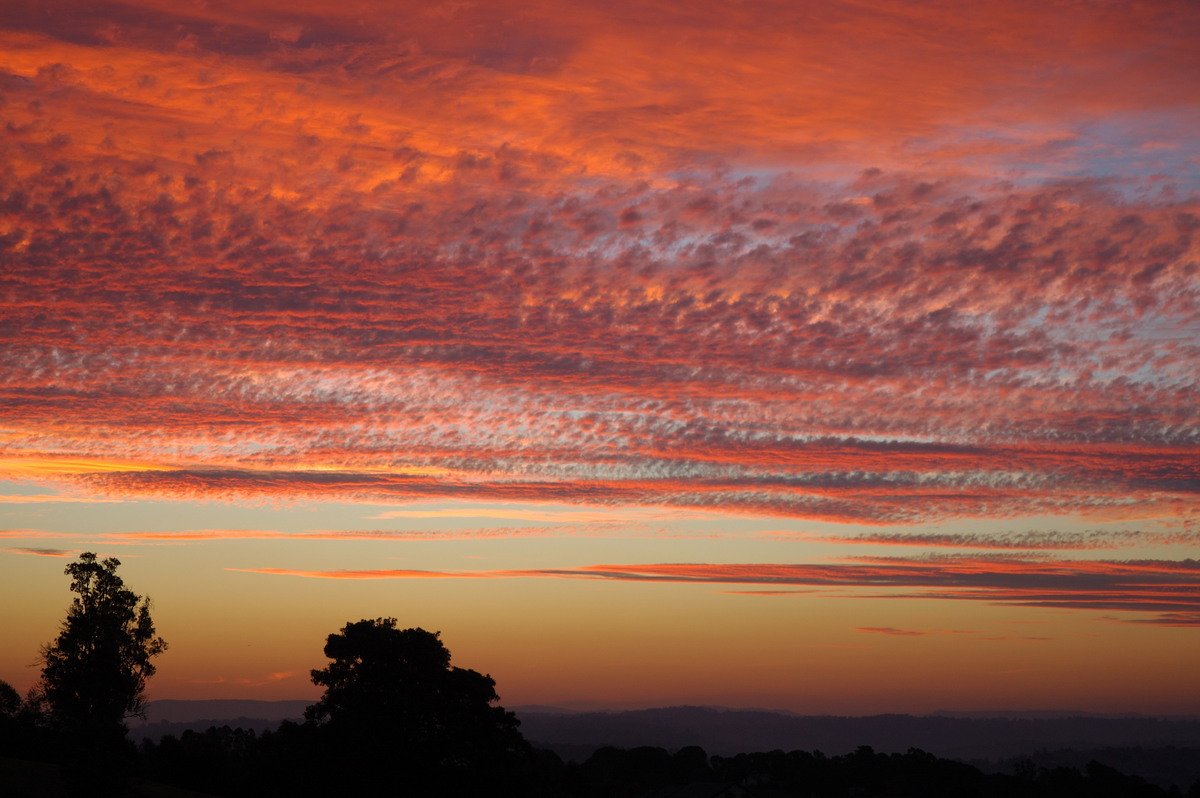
[
  {"xmin": 6, "ymin": 709, "xmax": 1200, "ymax": 797},
  {"xmin": 2, "ymin": 737, "xmax": 1196, "ymax": 797}
]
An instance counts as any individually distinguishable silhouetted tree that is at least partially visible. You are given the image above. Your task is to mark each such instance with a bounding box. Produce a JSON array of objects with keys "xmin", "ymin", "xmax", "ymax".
[
  {"xmin": 39, "ymin": 553, "xmax": 166, "ymax": 727},
  {"xmin": 0, "ymin": 679, "xmax": 19, "ymax": 718},
  {"xmin": 304, "ymin": 617, "xmax": 530, "ymax": 795},
  {"xmin": 0, "ymin": 678, "xmax": 26, "ymax": 756},
  {"xmin": 141, "ymin": 725, "xmax": 259, "ymax": 795},
  {"xmin": 37, "ymin": 552, "xmax": 166, "ymax": 793}
]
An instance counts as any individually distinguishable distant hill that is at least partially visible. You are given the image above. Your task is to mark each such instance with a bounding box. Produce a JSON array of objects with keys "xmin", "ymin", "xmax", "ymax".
[
  {"xmin": 130, "ymin": 699, "xmax": 311, "ymax": 743},
  {"xmin": 928, "ymin": 709, "xmax": 1186, "ymax": 720},
  {"xmin": 135, "ymin": 702, "xmax": 1200, "ymax": 759},
  {"xmin": 987, "ymin": 746, "xmax": 1200, "ymax": 790},
  {"xmin": 135, "ymin": 699, "xmax": 313, "ymax": 725},
  {"xmin": 513, "ymin": 706, "xmax": 1200, "ymax": 762},
  {"xmin": 128, "ymin": 701, "xmax": 1200, "ymax": 789}
]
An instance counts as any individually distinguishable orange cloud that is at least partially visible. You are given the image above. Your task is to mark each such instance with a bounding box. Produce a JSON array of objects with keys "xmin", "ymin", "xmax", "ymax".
[
  {"xmin": 366, "ymin": 506, "xmax": 707, "ymax": 523},
  {"xmin": 0, "ymin": 530, "xmax": 73, "ymax": 538},
  {"xmin": 227, "ymin": 567, "xmax": 479, "ymax": 579},
  {"xmin": 1, "ymin": 0, "xmax": 1196, "ymax": 530},
  {"xmin": 0, "ymin": 494, "xmax": 126, "ymax": 504},
  {"xmin": 0, "ymin": 457, "xmax": 174, "ymax": 475},
  {"xmin": 226, "ymin": 554, "xmax": 1200, "ymax": 624},
  {"xmin": 101, "ymin": 524, "xmax": 632, "ymax": 543},
  {"xmin": 188, "ymin": 670, "xmax": 299, "ymax": 687}
]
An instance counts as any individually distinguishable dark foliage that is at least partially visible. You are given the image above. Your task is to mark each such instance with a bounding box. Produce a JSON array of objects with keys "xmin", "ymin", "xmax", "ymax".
[
  {"xmin": 303, "ymin": 617, "xmax": 533, "ymax": 795},
  {"xmin": 137, "ymin": 727, "xmax": 1197, "ymax": 798},
  {"xmin": 0, "ymin": 681, "xmax": 19, "ymax": 717},
  {"xmin": 140, "ymin": 618, "xmax": 536, "ymax": 797},
  {"xmin": 557, "ymin": 743, "xmax": 1181, "ymax": 798},
  {"xmin": 0, "ymin": 679, "xmax": 50, "ymax": 761},
  {"xmin": 38, "ymin": 553, "xmax": 167, "ymax": 729},
  {"xmin": 30, "ymin": 552, "xmax": 166, "ymax": 795}
]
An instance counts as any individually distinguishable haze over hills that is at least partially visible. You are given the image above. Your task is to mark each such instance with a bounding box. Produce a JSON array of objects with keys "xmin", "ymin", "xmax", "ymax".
[
  {"xmin": 132, "ymin": 700, "xmax": 1200, "ymax": 782},
  {"xmin": 512, "ymin": 706, "xmax": 1200, "ymax": 760},
  {"xmin": 129, "ymin": 699, "xmax": 313, "ymax": 741},
  {"xmin": 136, "ymin": 699, "xmax": 313, "ymax": 725},
  {"xmin": 123, "ymin": 700, "xmax": 1200, "ymax": 789}
]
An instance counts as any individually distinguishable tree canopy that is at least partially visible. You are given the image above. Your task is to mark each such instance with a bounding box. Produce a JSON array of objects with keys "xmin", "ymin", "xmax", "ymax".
[
  {"xmin": 39, "ymin": 552, "xmax": 167, "ymax": 731},
  {"xmin": 305, "ymin": 617, "xmax": 530, "ymax": 794},
  {"xmin": 0, "ymin": 679, "xmax": 20, "ymax": 718}
]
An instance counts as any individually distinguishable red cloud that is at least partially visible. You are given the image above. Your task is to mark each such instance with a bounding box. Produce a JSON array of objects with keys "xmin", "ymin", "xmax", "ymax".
[
  {"xmin": 227, "ymin": 555, "xmax": 1200, "ymax": 625},
  {"xmin": 227, "ymin": 567, "xmax": 483, "ymax": 580},
  {"xmin": 1, "ymin": 0, "xmax": 1197, "ymax": 531},
  {"xmin": 100, "ymin": 525, "xmax": 626, "ymax": 543},
  {"xmin": 789, "ymin": 529, "xmax": 1200, "ymax": 551}
]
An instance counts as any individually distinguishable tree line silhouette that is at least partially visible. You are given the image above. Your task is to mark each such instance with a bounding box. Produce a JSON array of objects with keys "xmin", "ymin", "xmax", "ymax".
[{"xmin": 2, "ymin": 553, "xmax": 1196, "ymax": 797}]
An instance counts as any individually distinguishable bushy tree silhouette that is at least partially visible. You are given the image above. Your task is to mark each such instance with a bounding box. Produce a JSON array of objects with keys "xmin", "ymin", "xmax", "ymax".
[
  {"xmin": 37, "ymin": 552, "xmax": 166, "ymax": 794},
  {"xmin": 304, "ymin": 618, "xmax": 530, "ymax": 795},
  {"xmin": 0, "ymin": 679, "xmax": 20, "ymax": 718},
  {"xmin": 0, "ymin": 678, "xmax": 26, "ymax": 756},
  {"xmin": 39, "ymin": 553, "xmax": 167, "ymax": 729}
]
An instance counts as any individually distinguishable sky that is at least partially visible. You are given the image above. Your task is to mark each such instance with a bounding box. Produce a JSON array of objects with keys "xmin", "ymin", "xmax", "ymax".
[{"xmin": 1, "ymin": 0, "xmax": 1198, "ymax": 716}]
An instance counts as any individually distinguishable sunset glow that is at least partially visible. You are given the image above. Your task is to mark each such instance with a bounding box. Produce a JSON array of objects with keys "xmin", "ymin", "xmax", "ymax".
[{"xmin": 2, "ymin": 0, "xmax": 1197, "ymax": 715}]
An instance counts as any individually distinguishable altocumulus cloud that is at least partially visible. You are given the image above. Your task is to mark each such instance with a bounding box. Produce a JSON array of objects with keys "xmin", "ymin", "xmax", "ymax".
[{"xmin": 0, "ymin": 0, "xmax": 1197, "ymax": 529}]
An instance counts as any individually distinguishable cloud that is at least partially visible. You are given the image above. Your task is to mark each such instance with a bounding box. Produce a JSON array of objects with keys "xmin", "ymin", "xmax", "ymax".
[
  {"xmin": 1126, "ymin": 612, "xmax": 1200, "ymax": 627},
  {"xmin": 1, "ymin": 546, "xmax": 76, "ymax": 557},
  {"xmin": 28, "ymin": 438, "xmax": 1198, "ymax": 524},
  {"xmin": 227, "ymin": 567, "xmax": 476, "ymax": 580},
  {"xmin": 0, "ymin": 494, "xmax": 126, "ymax": 504},
  {"xmin": 855, "ymin": 627, "xmax": 929, "ymax": 637},
  {"xmin": 227, "ymin": 554, "xmax": 1200, "ymax": 624},
  {"xmin": 0, "ymin": 0, "xmax": 1197, "ymax": 531},
  {"xmin": 853, "ymin": 626, "xmax": 1045, "ymax": 641},
  {"xmin": 785, "ymin": 529, "xmax": 1200, "ymax": 551},
  {"xmin": 366, "ymin": 507, "xmax": 709, "ymax": 523},
  {"xmin": 0, "ymin": 529, "xmax": 73, "ymax": 538},
  {"xmin": 100, "ymin": 524, "xmax": 636, "ymax": 543},
  {"xmin": 188, "ymin": 670, "xmax": 298, "ymax": 687},
  {"xmin": 0, "ymin": 457, "xmax": 173, "ymax": 475},
  {"xmin": 716, "ymin": 589, "xmax": 818, "ymax": 596}
]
